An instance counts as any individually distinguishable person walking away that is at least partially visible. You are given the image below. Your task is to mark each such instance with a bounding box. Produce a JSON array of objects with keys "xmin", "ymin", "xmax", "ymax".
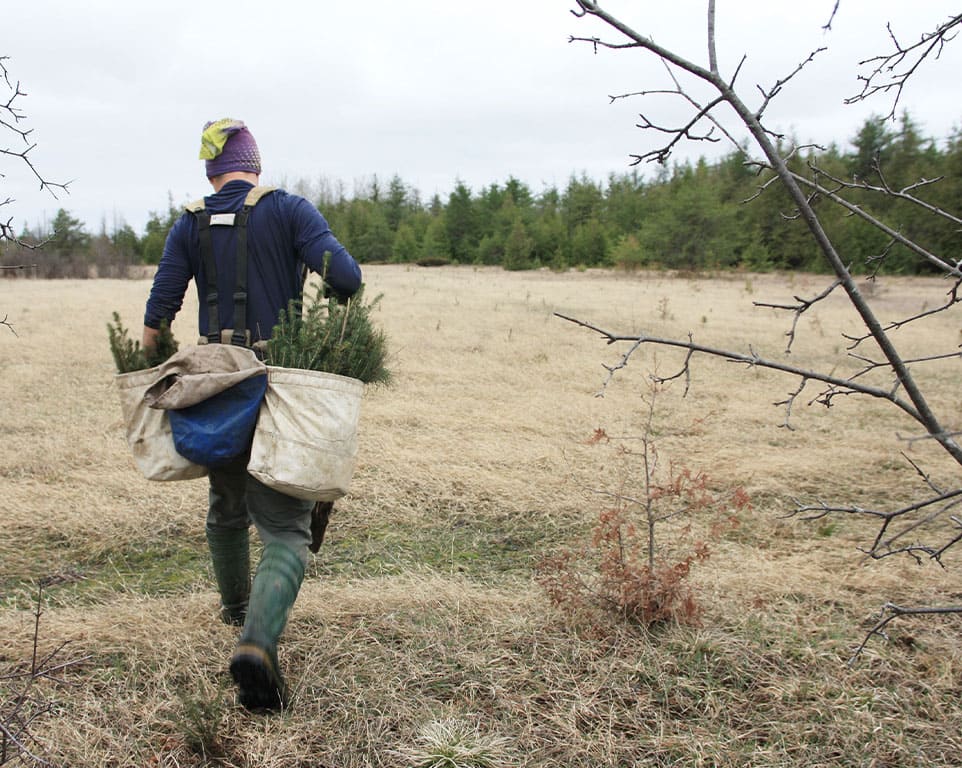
[{"xmin": 141, "ymin": 118, "xmax": 362, "ymax": 711}]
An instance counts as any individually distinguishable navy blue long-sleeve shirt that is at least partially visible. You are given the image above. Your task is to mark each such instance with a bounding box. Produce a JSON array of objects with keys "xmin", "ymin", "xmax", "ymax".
[{"xmin": 144, "ymin": 180, "xmax": 361, "ymax": 342}]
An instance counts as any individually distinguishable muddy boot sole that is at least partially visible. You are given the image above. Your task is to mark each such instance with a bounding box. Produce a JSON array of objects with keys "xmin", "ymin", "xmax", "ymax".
[{"xmin": 229, "ymin": 643, "xmax": 286, "ymax": 712}]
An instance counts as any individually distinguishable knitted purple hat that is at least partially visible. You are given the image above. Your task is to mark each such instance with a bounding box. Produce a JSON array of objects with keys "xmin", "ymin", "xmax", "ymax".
[{"xmin": 199, "ymin": 119, "xmax": 262, "ymax": 178}]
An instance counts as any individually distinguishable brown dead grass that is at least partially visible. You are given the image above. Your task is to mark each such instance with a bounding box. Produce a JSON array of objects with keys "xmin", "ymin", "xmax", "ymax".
[{"xmin": 1, "ymin": 266, "xmax": 960, "ymax": 766}]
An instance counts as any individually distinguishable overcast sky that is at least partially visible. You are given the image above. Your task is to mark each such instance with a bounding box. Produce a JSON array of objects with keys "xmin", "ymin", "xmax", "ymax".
[{"xmin": 4, "ymin": 1, "xmax": 962, "ymax": 235}]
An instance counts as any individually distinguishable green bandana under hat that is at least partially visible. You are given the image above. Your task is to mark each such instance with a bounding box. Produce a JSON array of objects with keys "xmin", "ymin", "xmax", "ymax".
[{"xmin": 199, "ymin": 118, "xmax": 243, "ymax": 160}]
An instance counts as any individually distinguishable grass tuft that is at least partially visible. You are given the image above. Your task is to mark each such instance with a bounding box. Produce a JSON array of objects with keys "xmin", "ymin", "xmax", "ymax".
[{"xmin": 395, "ymin": 718, "xmax": 511, "ymax": 768}]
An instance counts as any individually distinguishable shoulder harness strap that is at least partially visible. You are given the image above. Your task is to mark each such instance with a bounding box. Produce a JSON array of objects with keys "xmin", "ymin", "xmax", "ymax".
[{"xmin": 244, "ymin": 185, "xmax": 277, "ymax": 207}]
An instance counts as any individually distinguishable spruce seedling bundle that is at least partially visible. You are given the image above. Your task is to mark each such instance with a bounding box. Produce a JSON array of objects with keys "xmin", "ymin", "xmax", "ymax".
[
  {"xmin": 108, "ymin": 313, "xmax": 179, "ymax": 373},
  {"xmin": 265, "ymin": 283, "xmax": 390, "ymax": 385}
]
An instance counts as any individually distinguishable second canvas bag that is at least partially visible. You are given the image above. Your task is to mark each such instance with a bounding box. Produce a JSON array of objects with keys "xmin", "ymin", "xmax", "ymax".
[{"xmin": 247, "ymin": 366, "xmax": 364, "ymax": 501}]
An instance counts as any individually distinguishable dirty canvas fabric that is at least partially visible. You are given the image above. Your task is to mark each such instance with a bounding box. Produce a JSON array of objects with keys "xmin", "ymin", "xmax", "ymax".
[
  {"xmin": 115, "ymin": 366, "xmax": 208, "ymax": 481},
  {"xmin": 144, "ymin": 344, "xmax": 266, "ymax": 409},
  {"xmin": 248, "ymin": 367, "xmax": 363, "ymax": 501}
]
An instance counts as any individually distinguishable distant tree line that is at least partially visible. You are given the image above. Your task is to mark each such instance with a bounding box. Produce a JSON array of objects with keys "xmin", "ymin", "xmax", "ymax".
[
  {"xmin": 0, "ymin": 196, "xmax": 181, "ymax": 278},
  {"xmin": 2, "ymin": 112, "xmax": 959, "ymax": 278}
]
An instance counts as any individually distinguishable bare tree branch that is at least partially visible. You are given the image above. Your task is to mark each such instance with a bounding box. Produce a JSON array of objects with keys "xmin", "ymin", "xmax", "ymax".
[
  {"xmin": 631, "ymin": 96, "xmax": 726, "ymax": 166},
  {"xmin": 774, "ymin": 377, "xmax": 808, "ymax": 430},
  {"xmin": 554, "ymin": 311, "xmax": 924, "ymax": 422},
  {"xmin": 789, "ymin": 487, "xmax": 962, "ymax": 558},
  {"xmin": 0, "ymin": 583, "xmax": 89, "ymax": 766},
  {"xmin": 849, "ymin": 603, "xmax": 962, "ymax": 665},
  {"xmin": 841, "ymin": 281, "xmax": 962, "ymax": 350},
  {"xmin": 707, "ymin": 0, "xmax": 718, "ymax": 75},
  {"xmin": 0, "ymin": 55, "xmax": 69, "ymax": 248},
  {"xmin": 846, "ymin": 14, "xmax": 962, "ymax": 119},
  {"xmin": 823, "ymin": 1, "xmax": 841, "ymax": 31},
  {"xmin": 569, "ymin": 0, "xmax": 962, "ymax": 469},
  {"xmin": 753, "ymin": 279, "xmax": 843, "ymax": 354},
  {"xmin": 754, "ymin": 47, "xmax": 827, "ymax": 122},
  {"xmin": 608, "ymin": 58, "xmax": 747, "ymax": 166},
  {"xmin": 789, "ymin": 168, "xmax": 962, "ymax": 277},
  {"xmin": 1, "ymin": 313, "xmax": 18, "ymax": 336}
]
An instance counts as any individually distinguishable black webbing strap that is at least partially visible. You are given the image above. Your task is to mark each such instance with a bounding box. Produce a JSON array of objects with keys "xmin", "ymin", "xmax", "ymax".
[
  {"xmin": 188, "ymin": 186, "xmax": 276, "ymax": 347},
  {"xmin": 196, "ymin": 210, "xmax": 221, "ymax": 344},
  {"xmin": 231, "ymin": 206, "xmax": 251, "ymax": 346}
]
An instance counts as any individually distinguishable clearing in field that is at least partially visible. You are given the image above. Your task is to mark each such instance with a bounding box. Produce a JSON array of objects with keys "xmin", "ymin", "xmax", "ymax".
[{"xmin": 0, "ymin": 265, "xmax": 959, "ymax": 766}]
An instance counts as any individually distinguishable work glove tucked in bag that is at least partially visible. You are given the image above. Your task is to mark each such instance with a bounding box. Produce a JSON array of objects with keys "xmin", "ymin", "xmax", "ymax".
[
  {"xmin": 309, "ymin": 501, "xmax": 333, "ymax": 553},
  {"xmin": 144, "ymin": 345, "xmax": 268, "ymax": 467}
]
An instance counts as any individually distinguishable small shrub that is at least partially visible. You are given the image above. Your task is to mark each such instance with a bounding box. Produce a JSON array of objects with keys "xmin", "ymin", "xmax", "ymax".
[
  {"xmin": 174, "ymin": 681, "xmax": 227, "ymax": 760},
  {"xmin": 107, "ymin": 312, "xmax": 178, "ymax": 373},
  {"xmin": 265, "ymin": 283, "xmax": 391, "ymax": 384},
  {"xmin": 1, "ymin": 583, "xmax": 87, "ymax": 766},
  {"xmin": 539, "ymin": 497, "xmax": 727, "ymax": 630},
  {"xmin": 537, "ymin": 383, "xmax": 748, "ymax": 633},
  {"xmin": 657, "ymin": 296, "xmax": 674, "ymax": 321}
]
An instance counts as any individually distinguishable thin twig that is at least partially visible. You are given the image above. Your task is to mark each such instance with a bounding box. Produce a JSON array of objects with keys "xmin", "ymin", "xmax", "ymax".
[
  {"xmin": 849, "ymin": 603, "xmax": 962, "ymax": 664},
  {"xmin": 847, "ymin": 14, "xmax": 962, "ymax": 118}
]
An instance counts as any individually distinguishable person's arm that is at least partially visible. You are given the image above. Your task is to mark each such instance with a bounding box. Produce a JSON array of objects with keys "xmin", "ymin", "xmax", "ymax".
[
  {"xmin": 290, "ymin": 196, "xmax": 362, "ymax": 298},
  {"xmin": 143, "ymin": 214, "xmax": 193, "ymax": 348}
]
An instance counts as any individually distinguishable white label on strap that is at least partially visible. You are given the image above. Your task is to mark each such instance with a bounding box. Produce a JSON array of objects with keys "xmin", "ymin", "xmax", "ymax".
[{"xmin": 209, "ymin": 213, "xmax": 236, "ymax": 226}]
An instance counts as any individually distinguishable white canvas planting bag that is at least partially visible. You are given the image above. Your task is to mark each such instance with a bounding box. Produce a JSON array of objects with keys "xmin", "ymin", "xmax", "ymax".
[
  {"xmin": 247, "ymin": 366, "xmax": 364, "ymax": 501},
  {"xmin": 115, "ymin": 366, "xmax": 208, "ymax": 482}
]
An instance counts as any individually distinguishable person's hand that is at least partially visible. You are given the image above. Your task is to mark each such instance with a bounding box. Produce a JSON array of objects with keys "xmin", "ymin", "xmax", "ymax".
[
  {"xmin": 323, "ymin": 283, "xmax": 350, "ymax": 305},
  {"xmin": 142, "ymin": 325, "xmax": 160, "ymax": 352}
]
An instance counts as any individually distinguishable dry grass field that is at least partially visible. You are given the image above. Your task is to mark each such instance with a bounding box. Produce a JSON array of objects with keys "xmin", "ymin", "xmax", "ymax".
[{"xmin": 1, "ymin": 265, "xmax": 960, "ymax": 767}]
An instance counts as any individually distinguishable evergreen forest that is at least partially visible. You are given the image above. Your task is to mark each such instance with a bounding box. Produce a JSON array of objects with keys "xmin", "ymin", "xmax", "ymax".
[{"xmin": 3, "ymin": 113, "xmax": 960, "ymax": 277}]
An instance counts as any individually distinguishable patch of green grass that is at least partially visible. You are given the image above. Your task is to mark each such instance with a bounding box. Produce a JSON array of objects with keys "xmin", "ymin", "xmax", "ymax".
[
  {"xmin": 2, "ymin": 506, "xmax": 567, "ymax": 609},
  {"xmin": 86, "ymin": 542, "xmax": 210, "ymax": 595},
  {"xmin": 817, "ymin": 521, "xmax": 838, "ymax": 537},
  {"xmin": 0, "ymin": 540, "xmax": 210, "ymax": 609},
  {"xmin": 311, "ymin": 515, "xmax": 570, "ymax": 580}
]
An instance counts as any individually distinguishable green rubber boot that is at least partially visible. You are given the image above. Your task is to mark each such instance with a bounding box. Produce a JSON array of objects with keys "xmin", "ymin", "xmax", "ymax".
[
  {"xmin": 229, "ymin": 542, "xmax": 305, "ymax": 711},
  {"xmin": 206, "ymin": 526, "xmax": 251, "ymax": 626}
]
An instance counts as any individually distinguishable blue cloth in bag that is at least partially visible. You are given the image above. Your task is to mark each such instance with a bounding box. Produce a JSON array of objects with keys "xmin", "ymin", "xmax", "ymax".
[{"xmin": 169, "ymin": 373, "xmax": 268, "ymax": 467}]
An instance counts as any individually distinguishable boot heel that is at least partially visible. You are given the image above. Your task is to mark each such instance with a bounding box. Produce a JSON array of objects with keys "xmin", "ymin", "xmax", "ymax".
[{"xmin": 230, "ymin": 642, "xmax": 286, "ymax": 711}]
